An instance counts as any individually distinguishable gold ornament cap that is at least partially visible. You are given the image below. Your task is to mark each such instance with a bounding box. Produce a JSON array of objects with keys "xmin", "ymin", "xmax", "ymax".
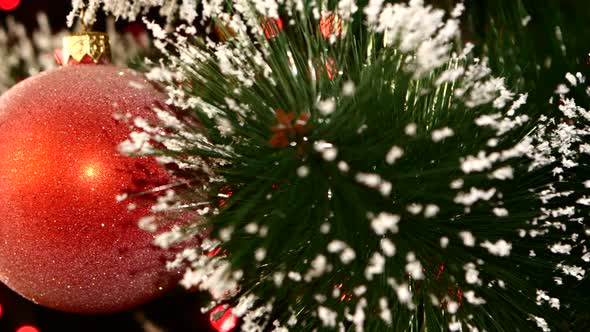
[{"xmin": 61, "ymin": 31, "xmax": 112, "ymax": 65}]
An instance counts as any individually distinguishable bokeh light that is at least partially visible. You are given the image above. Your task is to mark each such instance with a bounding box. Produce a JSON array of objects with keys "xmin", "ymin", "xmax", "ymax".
[
  {"xmin": 209, "ymin": 305, "xmax": 237, "ymax": 332},
  {"xmin": 0, "ymin": 0, "xmax": 20, "ymax": 11},
  {"xmin": 16, "ymin": 326, "xmax": 39, "ymax": 332}
]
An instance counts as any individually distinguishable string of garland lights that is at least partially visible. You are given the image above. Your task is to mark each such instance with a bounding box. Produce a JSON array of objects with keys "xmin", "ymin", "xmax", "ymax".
[{"xmin": 0, "ymin": 0, "xmax": 588, "ymax": 331}]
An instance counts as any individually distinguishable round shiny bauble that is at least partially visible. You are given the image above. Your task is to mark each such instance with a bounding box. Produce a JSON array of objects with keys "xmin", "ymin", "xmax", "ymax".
[{"xmin": 0, "ymin": 64, "xmax": 180, "ymax": 313}]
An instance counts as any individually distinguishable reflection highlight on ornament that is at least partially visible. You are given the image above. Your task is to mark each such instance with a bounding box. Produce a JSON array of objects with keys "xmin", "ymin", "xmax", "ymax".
[
  {"xmin": 79, "ymin": 160, "xmax": 106, "ymax": 186},
  {"xmin": 82, "ymin": 164, "xmax": 99, "ymax": 179}
]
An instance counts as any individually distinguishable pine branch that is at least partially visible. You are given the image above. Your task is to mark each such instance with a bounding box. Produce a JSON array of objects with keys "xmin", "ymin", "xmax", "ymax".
[{"xmin": 110, "ymin": 1, "xmax": 590, "ymax": 331}]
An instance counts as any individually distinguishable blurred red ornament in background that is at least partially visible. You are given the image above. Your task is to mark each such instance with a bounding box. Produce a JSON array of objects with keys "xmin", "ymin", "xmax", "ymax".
[
  {"xmin": 0, "ymin": 0, "xmax": 20, "ymax": 11},
  {"xmin": 269, "ymin": 109, "xmax": 310, "ymax": 150},
  {"xmin": 314, "ymin": 56, "xmax": 338, "ymax": 80},
  {"xmin": 209, "ymin": 304, "xmax": 238, "ymax": 332},
  {"xmin": 122, "ymin": 23, "xmax": 151, "ymax": 48},
  {"xmin": 319, "ymin": 11, "xmax": 342, "ymax": 39},
  {"xmin": 213, "ymin": 17, "xmax": 237, "ymax": 42},
  {"xmin": 0, "ymin": 65, "xmax": 182, "ymax": 313},
  {"xmin": 16, "ymin": 326, "xmax": 39, "ymax": 332},
  {"xmin": 123, "ymin": 22, "xmax": 147, "ymax": 39},
  {"xmin": 261, "ymin": 17, "xmax": 283, "ymax": 39}
]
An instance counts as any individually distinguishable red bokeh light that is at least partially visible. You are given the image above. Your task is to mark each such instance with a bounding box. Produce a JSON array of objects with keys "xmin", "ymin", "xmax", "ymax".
[
  {"xmin": 16, "ymin": 326, "xmax": 39, "ymax": 332},
  {"xmin": 0, "ymin": 0, "xmax": 20, "ymax": 11},
  {"xmin": 209, "ymin": 305, "xmax": 238, "ymax": 332},
  {"xmin": 0, "ymin": 303, "xmax": 3, "ymax": 318}
]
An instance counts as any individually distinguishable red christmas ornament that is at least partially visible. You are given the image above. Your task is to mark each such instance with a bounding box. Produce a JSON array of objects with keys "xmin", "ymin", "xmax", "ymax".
[
  {"xmin": 0, "ymin": 64, "xmax": 182, "ymax": 313},
  {"xmin": 260, "ymin": 17, "xmax": 283, "ymax": 40},
  {"xmin": 319, "ymin": 11, "xmax": 343, "ymax": 39},
  {"xmin": 16, "ymin": 326, "xmax": 39, "ymax": 332},
  {"xmin": 209, "ymin": 304, "xmax": 238, "ymax": 332},
  {"xmin": 0, "ymin": 0, "xmax": 20, "ymax": 11},
  {"xmin": 214, "ymin": 17, "xmax": 238, "ymax": 42},
  {"xmin": 269, "ymin": 109, "xmax": 310, "ymax": 152},
  {"xmin": 314, "ymin": 56, "xmax": 338, "ymax": 80}
]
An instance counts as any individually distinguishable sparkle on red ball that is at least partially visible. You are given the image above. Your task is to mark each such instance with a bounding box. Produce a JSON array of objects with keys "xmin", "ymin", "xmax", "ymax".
[
  {"xmin": 0, "ymin": 0, "xmax": 20, "ymax": 11},
  {"xmin": 261, "ymin": 17, "xmax": 283, "ymax": 39},
  {"xmin": 210, "ymin": 305, "xmax": 238, "ymax": 332},
  {"xmin": 16, "ymin": 326, "xmax": 39, "ymax": 332}
]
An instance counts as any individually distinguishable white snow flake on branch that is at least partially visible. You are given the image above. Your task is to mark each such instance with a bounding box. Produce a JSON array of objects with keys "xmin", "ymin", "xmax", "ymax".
[
  {"xmin": 385, "ymin": 146, "xmax": 404, "ymax": 164},
  {"xmin": 356, "ymin": 173, "xmax": 392, "ymax": 196},
  {"xmin": 464, "ymin": 262, "xmax": 482, "ymax": 285},
  {"xmin": 405, "ymin": 252, "xmax": 424, "ymax": 279},
  {"xmin": 493, "ymin": 207, "xmax": 509, "ymax": 217},
  {"xmin": 432, "ymin": 127, "xmax": 454, "ymax": 142},
  {"xmin": 304, "ymin": 255, "xmax": 329, "ymax": 281},
  {"xmin": 327, "ymin": 240, "xmax": 356, "ymax": 264},
  {"xmin": 529, "ymin": 315, "xmax": 551, "ymax": 332},
  {"xmin": 456, "ymin": 59, "xmax": 515, "ymax": 108},
  {"xmin": 463, "ymin": 290, "xmax": 486, "ymax": 305},
  {"xmin": 372, "ymin": 0, "xmax": 461, "ymax": 77},
  {"xmin": 536, "ymin": 289, "xmax": 560, "ymax": 309},
  {"xmin": 490, "ymin": 166, "xmax": 514, "ymax": 180},
  {"xmin": 370, "ymin": 212, "xmax": 401, "ymax": 235},
  {"xmin": 314, "ymin": 141, "xmax": 339, "ymax": 161},
  {"xmin": 338, "ymin": 0, "xmax": 359, "ymax": 21},
  {"xmin": 556, "ymin": 263, "xmax": 585, "ymax": 280},
  {"xmin": 480, "ymin": 239, "xmax": 512, "ymax": 256},
  {"xmin": 454, "ymin": 187, "xmax": 496, "ymax": 206},
  {"xmin": 378, "ymin": 297, "xmax": 392, "ymax": 324},
  {"xmin": 380, "ymin": 238, "xmax": 396, "ymax": 257},
  {"xmin": 549, "ymin": 242, "xmax": 572, "ymax": 255},
  {"xmin": 316, "ymin": 97, "xmax": 337, "ymax": 116},
  {"xmin": 318, "ymin": 306, "xmax": 338, "ymax": 327},
  {"xmin": 461, "ymin": 151, "xmax": 496, "ymax": 173},
  {"xmin": 365, "ymin": 252, "xmax": 385, "ymax": 280},
  {"xmin": 459, "ymin": 231, "xmax": 476, "ymax": 247}
]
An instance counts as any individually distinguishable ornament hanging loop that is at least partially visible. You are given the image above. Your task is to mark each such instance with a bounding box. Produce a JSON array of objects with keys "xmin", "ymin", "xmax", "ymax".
[
  {"xmin": 55, "ymin": 5, "xmax": 111, "ymax": 65},
  {"xmin": 79, "ymin": 8, "xmax": 88, "ymax": 32}
]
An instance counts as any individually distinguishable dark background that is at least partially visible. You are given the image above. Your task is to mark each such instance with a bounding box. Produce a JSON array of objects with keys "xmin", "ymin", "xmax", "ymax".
[
  {"xmin": 0, "ymin": 284, "xmax": 219, "ymax": 332},
  {"xmin": 0, "ymin": 0, "xmax": 71, "ymax": 30}
]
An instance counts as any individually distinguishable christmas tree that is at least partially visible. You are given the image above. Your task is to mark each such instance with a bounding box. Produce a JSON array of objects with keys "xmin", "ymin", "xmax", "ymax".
[{"xmin": 0, "ymin": 0, "xmax": 589, "ymax": 331}]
